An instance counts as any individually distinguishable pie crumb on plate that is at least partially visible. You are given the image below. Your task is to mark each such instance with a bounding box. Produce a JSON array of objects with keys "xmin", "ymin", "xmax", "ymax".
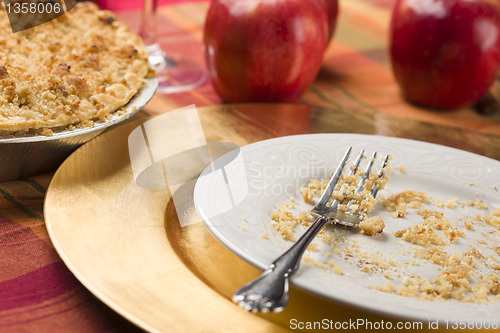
[{"xmin": 268, "ymin": 166, "xmax": 500, "ymax": 304}]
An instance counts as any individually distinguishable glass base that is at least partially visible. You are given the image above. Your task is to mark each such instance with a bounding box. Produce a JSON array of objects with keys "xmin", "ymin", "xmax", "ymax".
[{"xmin": 147, "ymin": 45, "xmax": 207, "ymax": 94}]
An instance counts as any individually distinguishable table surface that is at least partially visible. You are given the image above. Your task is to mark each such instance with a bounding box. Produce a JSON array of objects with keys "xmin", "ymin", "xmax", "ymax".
[{"xmin": 1, "ymin": 1, "xmax": 500, "ymax": 332}]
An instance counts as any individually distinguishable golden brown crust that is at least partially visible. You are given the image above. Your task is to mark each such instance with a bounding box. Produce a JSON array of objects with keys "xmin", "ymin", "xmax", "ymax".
[{"xmin": 0, "ymin": 2, "xmax": 150, "ymax": 133}]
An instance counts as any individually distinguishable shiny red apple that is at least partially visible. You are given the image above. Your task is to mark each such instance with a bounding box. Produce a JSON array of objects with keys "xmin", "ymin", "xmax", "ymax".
[
  {"xmin": 390, "ymin": 0, "xmax": 500, "ymax": 109},
  {"xmin": 203, "ymin": 0, "xmax": 328, "ymax": 103}
]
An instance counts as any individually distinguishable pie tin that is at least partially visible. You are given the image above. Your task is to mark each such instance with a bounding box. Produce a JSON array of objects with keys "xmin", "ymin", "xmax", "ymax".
[{"xmin": 0, "ymin": 77, "xmax": 158, "ymax": 181}]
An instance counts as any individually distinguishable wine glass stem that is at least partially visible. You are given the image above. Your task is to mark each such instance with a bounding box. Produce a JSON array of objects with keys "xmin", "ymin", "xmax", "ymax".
[
  {"xmin": 140, "ymin": 0, "xmax": 159, "ymax": 49},
  {"xmin": 138, "ymin": 0, "xmax": 207, "ymax": 93},
  {"xmin": 140, "ymin": 0, "xmax": 168, "ymax": 72}
]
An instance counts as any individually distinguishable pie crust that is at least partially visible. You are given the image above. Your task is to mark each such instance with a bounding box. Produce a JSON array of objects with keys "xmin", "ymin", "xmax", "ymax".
[{"xmin": 0, "ymin": 2, "xmax": 152, "ymax": 134}]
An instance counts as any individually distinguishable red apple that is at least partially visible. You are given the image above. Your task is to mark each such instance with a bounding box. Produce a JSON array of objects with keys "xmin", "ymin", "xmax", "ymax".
[
  {"xmin": 203, "ymin": 0, "xmax": 328, "ymax": 103},
  {"xmin": 390, "ymin": 0, "xmax": 500, "ymax": 109},
  {"xmin": 324, "ymin": 0, "xmax": 339, "ymax": 42}
]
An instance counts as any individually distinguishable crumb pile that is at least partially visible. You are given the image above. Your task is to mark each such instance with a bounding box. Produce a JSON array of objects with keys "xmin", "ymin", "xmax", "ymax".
[
  {"xmin": 269, "ymin": 158, "xmax": 389, "ymax": 274},
  {"xmin": 271, "ymin": 164, "xmax": 389, "ymax": 242},
  {"xmin": 373, "ymin": 193, "xmax": 500, "ymax": 303},
  {"xmin": 267, "ymin": 164, "xmax": 500, "ymax": 304}
]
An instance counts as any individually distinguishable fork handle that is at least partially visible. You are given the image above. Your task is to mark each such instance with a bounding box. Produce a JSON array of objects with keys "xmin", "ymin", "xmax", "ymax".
[
  {"xmin": 271, "ymin": 215, "xmax": 329, "ymax": 277},
  {"xmin": 233, "ymin": 215, "xmax": 330, "ymax": 312}
]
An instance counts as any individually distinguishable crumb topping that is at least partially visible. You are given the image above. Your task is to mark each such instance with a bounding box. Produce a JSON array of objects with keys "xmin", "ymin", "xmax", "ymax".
[{"xmin": 0, "ymin": 2, "xmax": 151, "ymax": 135}]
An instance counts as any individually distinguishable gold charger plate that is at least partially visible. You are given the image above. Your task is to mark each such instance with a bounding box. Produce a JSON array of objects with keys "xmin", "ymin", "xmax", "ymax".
[{"xmin": 45, "ymin": 104, "xmax": 480, "ymax": 332}]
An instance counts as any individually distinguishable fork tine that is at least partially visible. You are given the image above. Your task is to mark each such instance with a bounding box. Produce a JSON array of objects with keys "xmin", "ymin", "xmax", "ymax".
[
  {"xmin": 370, "ymin": 154, "xmax": 390, "ymax": 198},
  {"xmin": 355, "ymin": 151, "xmax": 377, "ymax": 194},
  {"xmin": 345, "ymin": 151, "xmax": 379, "ymax": 215},
  {"xmin": 349, "ymin": 149, "xmax": 365, "ymax": 177},
  {"xmin": 315, "ymin": 147, "xmax": 352, "ymax": 209},
  {"xmin": 330, "ymin": 149, "xmax": 365, "ymax": 212}
]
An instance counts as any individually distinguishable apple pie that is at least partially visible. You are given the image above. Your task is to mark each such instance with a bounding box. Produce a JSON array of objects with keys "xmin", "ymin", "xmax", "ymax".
[{"xmin": 0, "ymin": 2, "xmax": 152, "ymax": 134}]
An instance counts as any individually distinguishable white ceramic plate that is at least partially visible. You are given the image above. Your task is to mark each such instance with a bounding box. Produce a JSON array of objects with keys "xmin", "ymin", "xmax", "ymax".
[{"xmin": 194, "ymin": 134, "xmax": 500, "ymax": 324}]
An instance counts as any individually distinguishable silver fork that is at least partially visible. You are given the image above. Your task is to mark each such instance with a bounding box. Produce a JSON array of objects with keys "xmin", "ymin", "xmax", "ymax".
[{"xmin": 232, "ymin": 147, "xmax": 390, "ymax": 313}]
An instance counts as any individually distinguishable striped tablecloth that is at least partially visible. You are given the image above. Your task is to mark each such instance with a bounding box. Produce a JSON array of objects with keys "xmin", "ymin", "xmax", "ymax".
[{"xmin": 1, "ymin": 1, "xmax": 499, "ymax": 331}]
